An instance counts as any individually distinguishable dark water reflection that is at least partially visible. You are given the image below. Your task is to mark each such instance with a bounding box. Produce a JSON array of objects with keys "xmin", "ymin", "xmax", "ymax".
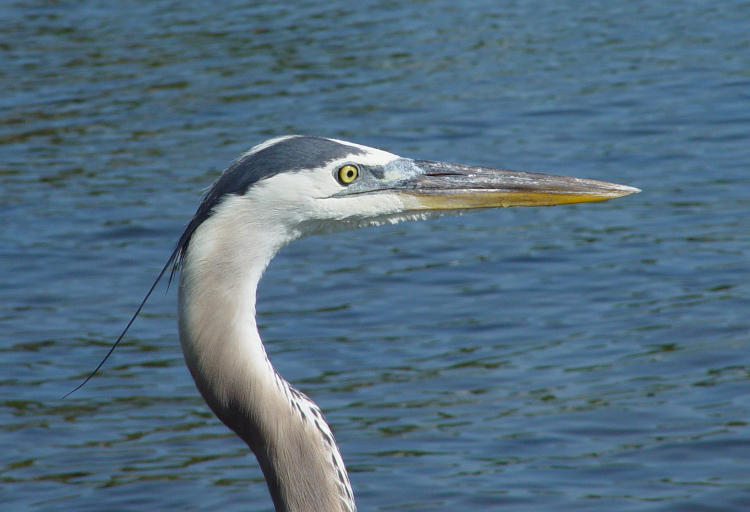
[{"xmin": 2, "ymin": 1, "xmax": 750, "ymax": 510}]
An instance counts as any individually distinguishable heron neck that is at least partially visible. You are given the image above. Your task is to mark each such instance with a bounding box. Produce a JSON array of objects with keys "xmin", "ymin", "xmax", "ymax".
[{"xmin": 177, "ymin": 213, "xmax": 355, "ymax": 512}]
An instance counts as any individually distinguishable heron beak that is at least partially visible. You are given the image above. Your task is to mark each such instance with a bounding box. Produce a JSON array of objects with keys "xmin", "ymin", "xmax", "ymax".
[{"xmin": 394, "ymin": 160, "xmax": 640, "ymax": 210}]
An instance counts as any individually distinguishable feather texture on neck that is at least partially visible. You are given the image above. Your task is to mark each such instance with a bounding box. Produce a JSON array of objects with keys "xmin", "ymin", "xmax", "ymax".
[{"xmin": 177, "ymin": 195, "xmax": 356, "ymax": 512}]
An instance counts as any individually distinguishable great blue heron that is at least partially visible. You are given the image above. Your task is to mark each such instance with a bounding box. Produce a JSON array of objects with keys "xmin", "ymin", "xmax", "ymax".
[{"xmin": 74, "ymin": 135, "xmax": 639, "ymax": 511}]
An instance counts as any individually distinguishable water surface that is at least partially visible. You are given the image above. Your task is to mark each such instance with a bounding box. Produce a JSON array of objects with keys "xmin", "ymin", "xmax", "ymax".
[{"xmin": 2, "ymin": 1, "xmax": 750, "ymax": 510}]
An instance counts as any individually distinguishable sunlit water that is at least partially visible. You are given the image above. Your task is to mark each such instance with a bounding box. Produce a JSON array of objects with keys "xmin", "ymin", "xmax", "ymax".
[{"xmin": 2, "ymin": 1, "xmax": 750, "ymax": 510}]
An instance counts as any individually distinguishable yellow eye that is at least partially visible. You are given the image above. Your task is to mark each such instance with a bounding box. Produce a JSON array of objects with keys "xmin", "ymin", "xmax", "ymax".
[{"xmin": 337, "ymin": 164, "xmax": 359, "ymax": 185}]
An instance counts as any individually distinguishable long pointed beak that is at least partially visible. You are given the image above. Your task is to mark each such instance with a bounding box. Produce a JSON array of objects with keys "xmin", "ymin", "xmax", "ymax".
[{"xmin": 395, "ymin": 160, "xmax": 640, "ymax": 210}]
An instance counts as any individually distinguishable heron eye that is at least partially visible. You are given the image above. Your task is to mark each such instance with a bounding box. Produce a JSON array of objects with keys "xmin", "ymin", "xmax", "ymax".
[{"xmin": 337, "ymin": 164, "xmax": 359, "ymax": 185}]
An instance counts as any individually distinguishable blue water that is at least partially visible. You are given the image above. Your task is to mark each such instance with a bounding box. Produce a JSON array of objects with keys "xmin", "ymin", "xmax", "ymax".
[{"xmin": 2, "ymin": 1, "xmax": 750, "ymax": 510}]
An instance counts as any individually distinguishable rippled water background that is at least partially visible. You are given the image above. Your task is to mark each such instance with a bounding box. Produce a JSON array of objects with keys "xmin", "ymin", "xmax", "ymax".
[{"xmin": 3, "ymin": 1, "xmax": 750, "ymax": 510}]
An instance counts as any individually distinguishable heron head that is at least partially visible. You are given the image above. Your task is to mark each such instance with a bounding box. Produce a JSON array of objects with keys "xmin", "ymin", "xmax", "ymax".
[{"xmin": 176, "ymin": 135, "xmax": 639, "ymax": 267}]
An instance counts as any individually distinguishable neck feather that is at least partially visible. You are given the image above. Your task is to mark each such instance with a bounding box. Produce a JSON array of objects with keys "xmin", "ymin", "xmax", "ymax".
[{"xmin": 177, "ymin": 203, "xmax": 356, "ymax": 512}]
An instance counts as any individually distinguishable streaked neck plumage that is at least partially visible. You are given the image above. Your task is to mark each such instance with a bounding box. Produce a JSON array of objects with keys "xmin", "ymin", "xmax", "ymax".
[{"xmin": 177, "ymin": 194, "xmax": 356, "ymax": 512}]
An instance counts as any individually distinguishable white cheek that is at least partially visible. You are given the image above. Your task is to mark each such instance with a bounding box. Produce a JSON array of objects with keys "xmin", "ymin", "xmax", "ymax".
[
  {"xmin": 241, "ymin": 172, "xmax": 346, "ymax": 236},
  {"xmin": 249, "ymin": 172, "xmax": 333, "ymax": 209},
  {"xmin": 316, "ymin": 192, "xmax": 406, "ymax": 221}
]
